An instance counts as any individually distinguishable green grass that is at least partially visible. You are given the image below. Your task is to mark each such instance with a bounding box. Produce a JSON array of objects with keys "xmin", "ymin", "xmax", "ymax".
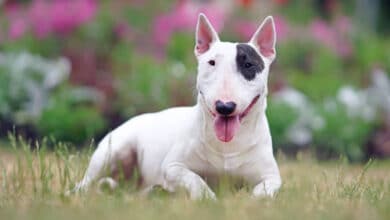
[{"xmin": 0, "ymin": 137, "xmax": 389, "ymax": 220}]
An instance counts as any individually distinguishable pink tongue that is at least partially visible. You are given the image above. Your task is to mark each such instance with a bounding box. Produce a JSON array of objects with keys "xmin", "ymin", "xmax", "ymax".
[{"xmin": 214, "ymin": 116, "xmax": 240, "ymax": 142}]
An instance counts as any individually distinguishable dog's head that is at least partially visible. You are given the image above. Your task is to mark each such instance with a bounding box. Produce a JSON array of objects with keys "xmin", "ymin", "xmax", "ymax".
[{"xmin": 195, "ymin": 14, "xmax": 276, "ymax": 143}]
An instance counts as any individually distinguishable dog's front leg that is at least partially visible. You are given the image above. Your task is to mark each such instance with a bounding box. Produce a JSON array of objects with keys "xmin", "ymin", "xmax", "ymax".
[
  {"xmin": 252, "ymin": 175, "xmax": 281, "ymax": 198},
  {"xmin": 163, "ymin": 163, "xmax": 216, "ymax": 200}
]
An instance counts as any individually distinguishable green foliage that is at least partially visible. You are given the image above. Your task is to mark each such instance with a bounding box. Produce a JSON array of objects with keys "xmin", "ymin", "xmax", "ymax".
[
  {"xmin": 267, "ymin": 100, "xmax": 298, "ymax": 149},
  {"xmin": 122, "ymin": 0, "xmax": 170, "ymax": 31},
  {"xmin": 115, "ymin": 55, "xmax": 170, "ymax": 116},
  {"xmin": 0, "ymin": 52, "xmax": 70, "ymax": 124},
  {"xmin": 123, "ymin": 7, "xmax": 153, "ymax": 31},
  {"xmin": 111, "ymin": 42, "xmax": 134, "ymax": 77},
  {"xmin": 114, "ymin": 54, "xmax": 195, "ymax": 117},
  {"xmin": 37, "ymin": 88, "xmax": 106, "ymax": 144},
  {"xmin": 277, "ymin": 41, "xmax": 311, "ymax": 70},
  {"xmin": 74, "ymin": 7, "xmax": 117, "ymax": 55},
  {"xmin": 287, "ymin": 69, "xmax": 345, "ymax": 102},
  {"xmin": 0, "ymin": 34, "xmax": 62, "ymax": 57},
  {"xmin": 38, "ymin": 105, "xmax": 105, "ymax": 144},
  {"xmin": 277, "ymin": 0, "xmax": 316, "ymax": 24},
  {"xmin": 167, "ymin": 33, "xmax": 195, "ymax": 65},
  {"xmin": 312, "ymin": 101, "xmax": 375, "ymax": 162},
  {"xmin": 0, "ymin": 62, "xmax": 25, "ymax": 117},
  {"xmin": 111, "ymin": 33, "xmax": 197, "ymax": 116},
  {"xmin": 353, "ymin": 34, "xmax": 390, "ymax": 75},
  {"xmin": 267, "ymin": 92, "xmax": 376, "ymax": 162},
  {"xmin": 285, "ymin": 47, "xmax": 346, "ymax": 101}
]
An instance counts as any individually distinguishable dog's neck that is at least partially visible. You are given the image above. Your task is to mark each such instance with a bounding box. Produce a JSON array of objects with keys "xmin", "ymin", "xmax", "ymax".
[{"xmin": 194, "ymin": 95, "xmax": 268, "ymax": 156}]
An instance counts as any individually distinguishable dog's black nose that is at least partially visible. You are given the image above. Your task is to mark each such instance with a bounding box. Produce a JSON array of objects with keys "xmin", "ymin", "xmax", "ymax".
[{"xmin": 215, "ymin": 101, "xmax": 236, "ymax": 115}]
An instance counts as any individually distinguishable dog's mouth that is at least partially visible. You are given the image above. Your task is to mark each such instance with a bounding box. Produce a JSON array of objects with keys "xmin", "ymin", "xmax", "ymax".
[{"xmin": 201, "ymin": 93, "xmax": 260, "ymax": 143}]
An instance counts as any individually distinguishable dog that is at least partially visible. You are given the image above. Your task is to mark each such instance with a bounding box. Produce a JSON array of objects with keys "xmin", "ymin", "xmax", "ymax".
[{"xmin": 71, "ymin": 14, "xmax": 281, "ymax": 200}]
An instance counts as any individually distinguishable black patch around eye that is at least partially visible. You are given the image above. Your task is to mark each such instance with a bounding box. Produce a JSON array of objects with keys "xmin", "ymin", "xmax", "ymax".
[
  {"xmin": 244, "ymin": 62, "xmax": 252, "ymax": 68},
  {"xmin": 236, "ymin": 44, "xmax": 264, "ymax": 81},
  {"xmin": 208, "ymin": 60, "xmax": 215, "ymax": 66}
]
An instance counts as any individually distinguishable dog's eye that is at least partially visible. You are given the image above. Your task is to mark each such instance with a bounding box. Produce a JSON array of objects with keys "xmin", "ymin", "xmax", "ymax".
[
  {"xmin": 244, "ymin": 62, "xmax": 252, "ymax": 68},
  {"xmin": 208, "ymin": 60, "xmax": 215, "ymax": 66}
]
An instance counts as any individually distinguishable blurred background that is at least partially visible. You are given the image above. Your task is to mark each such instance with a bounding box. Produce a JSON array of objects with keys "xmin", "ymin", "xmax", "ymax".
[{"xmin": 0, "ymin": 0, "xmax": 389, "ymax": 162}]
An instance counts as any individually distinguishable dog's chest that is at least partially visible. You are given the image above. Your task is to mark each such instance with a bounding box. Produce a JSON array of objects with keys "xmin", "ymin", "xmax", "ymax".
[
  {"xmin": 211, "ymin": 154, "xmax": 238, "ymax": 171},
  {"xmin": 194, "ymin": 145, "xmax": 255, "ymax": 176}
]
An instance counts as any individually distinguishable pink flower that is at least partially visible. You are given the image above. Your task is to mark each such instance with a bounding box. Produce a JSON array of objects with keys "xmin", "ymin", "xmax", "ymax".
[
  {"xmin": 234, "ymin": 16, "xmax": 289, "ymax": 42},
  {"xmin": 29, "ymin": 0, "xmax": 52, "ymax": 38},
  {"xmin": 8, "ymin": 18, "xmax": 28, "ymax": 40},
  {"xmin": 234, "ymin": 21, "xmax": 257, "ymax": 40},
  {"xmin": 310, "ymin": 19, "xmax": 336, "ymax": 48},
  {"xmin": 274, "ymin": 16, "xmax": 289, "ymax": 41},
  {"xmin": 5, "ymin": 2, "xmax": 29, "ymax": 39},
  {"xmin": 334, "ymin": 16, "xmax": 352, "ymax": 57},
  {"xmin": 153, "ymin": 0, "xmax": 226, "ymax": 47},
  {"xmin": 4, "ymin": 5, "xmax": 17, "ymax": 17},
  {"xmin": 199, "ymin": 6, "xmax": 225, "ymax": 31},
  {"xmin": 154, "ymin": 14, "xmax": 175, "ymax": 47},
  {"xmin": 114, "ymin": 22, "xmax": 133, "ymax": 40},
  {"xmin": 39, "ymin": 0, "xmax": 97, "ymax": 36},
  {"xmin": 6, "ymin": 0, "xmax": 98, "ymax": 40},
  {"xmin": 310, "ymin": 17, "xmax": 352, "ymax": 57},
  {"xmin": 76, "ymin": 0, "xmax": 97, "ymax": 24}
]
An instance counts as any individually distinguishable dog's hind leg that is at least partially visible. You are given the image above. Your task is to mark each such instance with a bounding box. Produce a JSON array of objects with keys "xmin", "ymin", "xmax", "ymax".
[
  {"xmin": 70, "ymin": 128, "xmax": 137, "ymax": 194},
  {"xmin": 97, "ymin": 177, "xmax": 119, "ymax": 193}
]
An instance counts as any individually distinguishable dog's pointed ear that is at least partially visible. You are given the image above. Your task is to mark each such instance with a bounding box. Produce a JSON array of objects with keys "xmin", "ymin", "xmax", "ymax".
[
  {"xmin": 249, "ymin": 16, "xmax": 276, "ymax": 60},
  {"xmin": 195, "ymin": 13, "xmax": 220, "ymax": 56}
]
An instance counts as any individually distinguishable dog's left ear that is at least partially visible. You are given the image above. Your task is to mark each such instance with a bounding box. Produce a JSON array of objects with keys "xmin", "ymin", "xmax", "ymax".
[
  {"xmin": 195, "ymin": 13, "xmax": 220, "ymax": 56},
  {"xmin": 249, "ymin": 16, "xmax": 276, "ymax": 60}
]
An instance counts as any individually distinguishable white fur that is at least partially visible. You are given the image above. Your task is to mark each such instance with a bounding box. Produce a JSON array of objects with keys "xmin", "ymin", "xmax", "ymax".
[{"xmin": 71, "ymin": 14, "xmax": 281, "ymax": 199}]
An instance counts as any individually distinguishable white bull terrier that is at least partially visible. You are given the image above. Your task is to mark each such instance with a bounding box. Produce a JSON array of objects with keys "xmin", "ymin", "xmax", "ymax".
[{"xmin": 72, "ymin": 14, "xmax": 281, "ymax": 199}]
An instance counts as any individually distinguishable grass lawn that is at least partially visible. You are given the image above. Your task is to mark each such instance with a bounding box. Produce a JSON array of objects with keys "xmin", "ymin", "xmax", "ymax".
[{"xmin": 0, "ymin": 139, "xmax": 389, "ymax": 220}]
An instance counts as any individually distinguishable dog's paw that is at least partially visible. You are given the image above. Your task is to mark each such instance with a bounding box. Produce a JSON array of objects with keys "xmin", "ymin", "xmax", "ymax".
[
  {"xmin": 64, "ymin": 189, "xmax": 73, "ymax": 197},
  {"xmin": 97, "ymin": 177, "xmax": 118, "ymax": 194},
  {"xmin": 64, "ymin": 181, "xmax": 89, "ymax": 196},
  {"xmin": 190, "ymin": 184, "xmax": 217, "ymax": 201},
  {"xmin": 64, "ymin": 186, "xmax": 82, "ymax": 197},
  {"xmin": 252, "ymin": 181, "xmax": 280, "ymax": 198},
  {"xmin": 202, "ymin": 188, "xmax": 217, "ymax": 201}
]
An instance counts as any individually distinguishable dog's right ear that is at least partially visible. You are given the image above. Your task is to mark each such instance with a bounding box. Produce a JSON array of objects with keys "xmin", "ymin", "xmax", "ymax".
[
  {"xmin": 195, "ymin": 13, "xmax": 220, "ymax": 56},
  {"xmin": 249, "ymin": 16, "xmax": 276, "ymax": 61}
]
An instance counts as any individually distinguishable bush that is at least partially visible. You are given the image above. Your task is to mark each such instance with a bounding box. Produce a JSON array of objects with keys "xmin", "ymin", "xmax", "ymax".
[
  {"xmin": 167, "ymin": 33, "xmax": 195, "ymax": 65},
  {"xmin": 284, "ymin": 47, "xmax": 347, "ymax": 101},
  {"xmin": 0, "ymin": 52, "xmax": 105, "ymax": 144},
  {"xmin": 37, "ymin": 87, "xmax": 106, "ymax": 144},
  {"xmin": 38, "ymin": 104, "xmax": 106, "ymax": 144},
  {"xmin": 0, "ymin": 52, "xmax": 70, "ymax": 124},
  {"xmin": 114, "ymin": 54, "xmax": 195, "ymax": 117},
  {"xmin": 267, "ymin": 100, "xmax": 299, "ymax": 151},
  {"xmin": 353, "ymin": 34, "xmax": 390, "ymax": 76},
  {"xmin": 312, "ymin": 101, "xmax": 375, "ymax": 162}
]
